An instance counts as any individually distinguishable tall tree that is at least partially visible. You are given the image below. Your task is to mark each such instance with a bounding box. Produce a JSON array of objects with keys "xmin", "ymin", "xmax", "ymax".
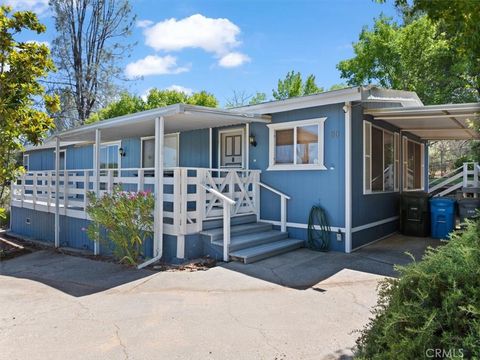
[
  {"xmin": 337, "ymin": 16, "xmax": 479, "ymax": 105},
  {"xmin": 389, "ymin": 0, "xmax": 480, "ymax": 95},
  {"xmin": 272, "ymin": 71, "xmax": 323, "ymax": 100},
  {"xmin": 88, "ymin": 89, "xmax": 218, "ymax": 122},
  {"xmin": 0, "ymin": 6, "xmax": 59, "ymax": 219},
  {"xmin": 50, "ymin": 0, "xmax": 135, "ymax": 125}
]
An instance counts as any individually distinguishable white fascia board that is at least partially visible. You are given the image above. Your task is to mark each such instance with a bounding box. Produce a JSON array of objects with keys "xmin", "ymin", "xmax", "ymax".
[
  {"xmin": 234, "ymin": 87, "xmax": 363, "ymax": 114},
  {"xmin": 52, "ymin": 105, "xmax": 180, "ymax": 140}
]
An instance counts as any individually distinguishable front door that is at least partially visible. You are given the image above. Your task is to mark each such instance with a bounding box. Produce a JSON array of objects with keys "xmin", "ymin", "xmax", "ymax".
[{"xmin": 220, "ymin": 129, "xmax": 244, "ymax": 168}]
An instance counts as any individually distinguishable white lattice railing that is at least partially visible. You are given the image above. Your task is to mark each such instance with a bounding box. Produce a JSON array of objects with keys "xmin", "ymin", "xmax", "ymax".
[{"xmin": 11, "ymin": 167, "xmax": 262, "ymax": 236}]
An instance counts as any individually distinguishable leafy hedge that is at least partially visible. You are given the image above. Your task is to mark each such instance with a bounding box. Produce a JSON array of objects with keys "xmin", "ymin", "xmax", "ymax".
[{"xmin": 355, "ymin": 220, "xmax": 480, "ymax": 359}]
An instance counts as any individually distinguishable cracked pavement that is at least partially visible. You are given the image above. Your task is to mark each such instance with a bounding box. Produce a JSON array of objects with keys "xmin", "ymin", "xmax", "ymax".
[{"xmin": 0, "ymin": 234, "xmax": 437, "ymax": 359}]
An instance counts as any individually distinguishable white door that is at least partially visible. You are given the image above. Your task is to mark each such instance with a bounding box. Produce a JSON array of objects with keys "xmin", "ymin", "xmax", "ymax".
[{"xmin": 220, "ymin": 130, "xmax": 244, "ymax": 168}]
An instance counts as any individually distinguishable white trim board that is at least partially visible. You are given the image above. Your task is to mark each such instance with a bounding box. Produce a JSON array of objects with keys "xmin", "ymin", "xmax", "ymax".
[
  {"xmin": 260, "ymin": 219, "xmax": 345, "ymax": 233},
  {"xmin": 352, "ymin": 216, "xmax": 399, "ymax": 233}
]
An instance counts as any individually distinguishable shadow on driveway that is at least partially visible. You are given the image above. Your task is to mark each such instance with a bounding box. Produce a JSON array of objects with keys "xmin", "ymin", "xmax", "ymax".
[
  {"xmin": 0, "ymin": 234, "xmax": 443, "ymax": 297},
  {"xmin": 222, "ymin": 234, "xmax": 443, "ymax": 289},
  {"xmin": 0, "ymin": 250, "xmax": 153, "ymax": 297}
]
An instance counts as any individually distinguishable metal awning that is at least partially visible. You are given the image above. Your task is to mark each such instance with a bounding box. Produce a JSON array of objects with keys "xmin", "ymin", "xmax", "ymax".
[
  {"xmin": 42, "ymin": 103, "xmax": 270, "ymax": 144},
  {"xmin": 365, "ymin": 103, "xmax": 480, "ymax": 140}
]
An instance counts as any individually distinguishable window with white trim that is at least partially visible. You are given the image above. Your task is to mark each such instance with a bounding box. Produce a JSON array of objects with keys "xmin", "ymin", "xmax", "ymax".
[
  {"xmin": 267, "ymin": 118, "xmax": 326, "ymax": 170},
  {"xmin": 403, "ymin": 137, "xmax": 425, "ymax": 191},
  {"xmin": 363, "ymin": 121, "xmax": 398, "ymax": 194}
]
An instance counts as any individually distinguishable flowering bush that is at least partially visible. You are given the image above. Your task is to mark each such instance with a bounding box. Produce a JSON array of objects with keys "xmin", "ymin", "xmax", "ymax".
[{"xmin": 86, "ymin": 185, "xmax": 154, "ymax": 265}]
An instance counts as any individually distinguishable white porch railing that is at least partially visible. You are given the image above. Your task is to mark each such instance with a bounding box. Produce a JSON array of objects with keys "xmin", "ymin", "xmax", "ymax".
[
  {"xmin": 429, "ymin": 162, "xmax": 480, "ymax": 197},
  {"xmin": 11, "ymin": 167, "xmax": 263, "ymax": 236}
]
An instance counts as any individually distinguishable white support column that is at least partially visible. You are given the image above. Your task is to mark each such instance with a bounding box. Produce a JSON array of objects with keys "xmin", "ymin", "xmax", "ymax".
[
  {"xmin": 223, "ymin": 201, "xmax": 231, "ymax": 262},
  {"xmin": 93, "ymin": 128, "xmax": 101, "ymax": 255},
  {"xmin": 54, "ymin": 136, "xmax": 60, "ymax": 248},
  {"xmin": 344, "ymin": 102, "xmax": 352, "ymax": 253},
  {"xmin": 153, "ymin": 116, "xmax": 164, "ymax": 258},
  {"xmin": 245, "ymin": 123, "xmax": 250, "ymax": 170},
  {"xmin": 209, "ymin": 127, "xmax": 213, "ymax": 169}
]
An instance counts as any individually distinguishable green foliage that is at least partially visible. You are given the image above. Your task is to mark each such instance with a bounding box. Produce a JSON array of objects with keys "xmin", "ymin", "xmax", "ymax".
[
  {"xmin": 249, "ymin": 92, "xmax": 267, "ymax": 105},
  {"xmin": 392, "ymin": 0, "xmax": 480, "ymax": 95},
  {"xmin": 87, "ymin": 88, "xmax": 218, "ymax": 122},
  {"xmin": 337, "ymin": 16, "xmax": 479, "ymax": 104},
  {"xmin": 272, "ymin": 71, "xmax": 323, "ymax": 100},
  {"xmin": 0, "ymin": 6, "xmax": 59, "ymax": 219},
  {"xmin": 329, "ymin": 83, "xmax": 348, "ymax": 91},
  {"xmin": 86, "ymin": 186, "xmax": 154, "ymax": 265},
  {"xmin": 355, "ymin": 220, "xmax": 480, "ymax": 359}
]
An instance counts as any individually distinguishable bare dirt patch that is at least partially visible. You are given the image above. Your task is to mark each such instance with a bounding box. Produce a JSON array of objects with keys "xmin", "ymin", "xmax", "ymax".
[{"xmin": 0, "ymin": 233, "xmax": 31, "ymax": 260}]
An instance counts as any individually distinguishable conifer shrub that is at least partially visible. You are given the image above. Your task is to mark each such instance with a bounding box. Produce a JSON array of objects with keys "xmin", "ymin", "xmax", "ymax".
[{"xmin": 355, "ymin": 220, "xmax": 480, "ymax": 359}]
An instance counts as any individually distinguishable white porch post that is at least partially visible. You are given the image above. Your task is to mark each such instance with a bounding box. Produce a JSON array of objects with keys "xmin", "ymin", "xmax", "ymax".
[
  {"xmin": 209, "ymin": 127, "xmax": 213, "ymax": 169},
  {"xmin": 93, "ymin": 128, "xmax": 101, "ymax": 255},
  {"xmin": 153, "ymin": 116, "xmax": 164, "ymax": 258},
  {"xmin": 344, "ymin": 102, "xmax": 352, "ymax": 253},
  {"xmin": 245, "ymin": 123, "xmax": 250, "ymax": 170},
  {"xmin": 54, "ymin": 136, "xmax": 60, "ymax": 248}
]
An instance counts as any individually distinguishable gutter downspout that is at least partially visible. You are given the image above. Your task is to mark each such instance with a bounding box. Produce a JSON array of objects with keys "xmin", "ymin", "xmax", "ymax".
[
  {"xmin": 344, "ymin": 102, "xmax": 352, "ymax": 253},
  {"xmin": 138, "ymin": 116, "xmax": 164, "ymax": 269}
]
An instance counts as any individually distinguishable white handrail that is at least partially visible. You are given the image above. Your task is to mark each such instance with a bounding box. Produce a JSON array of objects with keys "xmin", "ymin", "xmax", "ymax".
[
  {"xmin": 200, "ymin": 183, "xmax": 236, "ymax": 205},
  {"xmin": 200, "ymin": 183, "xmax": 236, "ymax": 262},
  {"xmin": 258, "ymin": 182, "xmax": 290, "ymax": 232},
  {"xmin": 258, "ymin": 182, "xmax": 291, "ymax": 200}
]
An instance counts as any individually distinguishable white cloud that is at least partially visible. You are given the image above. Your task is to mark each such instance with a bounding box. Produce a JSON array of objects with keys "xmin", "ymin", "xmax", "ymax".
[
  {"xmin": 165, "ymin": 85, "xmax": 193, "ymax": 95},
  {"xmin": 125, "ymin": 55, "xmax": 190, "ymax": 79},
  {"xmin": 9, "ymin": 0, "xmax": 49, "ymax": 15},
  {"xmin": 141, "ymin": 88, "xmax": 153, "ymax": 101},
  {"xmin": 218, "ymin": 52, "xmax": 250, "ymax": 68},
  {"xmin": 136, "ymin": 19, "xmax": 153, "ymax": 29},
  {"xmin": 144, "ymin": 14, "xmax": 241, "ymax": 56}
]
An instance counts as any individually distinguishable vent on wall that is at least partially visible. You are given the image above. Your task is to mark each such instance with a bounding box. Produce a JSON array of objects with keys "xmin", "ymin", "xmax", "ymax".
[{"xmin": 25, "ymin": 218, "xmax": 31, "ymax": 225}]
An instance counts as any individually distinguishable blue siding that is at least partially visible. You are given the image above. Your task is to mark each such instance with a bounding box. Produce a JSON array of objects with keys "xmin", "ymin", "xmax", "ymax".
[
  {"xmin": 26, "ymin": 148, "xmax": 55, "ymax": 170},
  {"xmin": 179, "ymin": 129, "xmax": 210, "ymax": 167},
  {"xmin": 121, "ymin": 138, "xmax": 141, "ymax": 168},
  {"xmin": 66, "ymin": 145, "xmax": 93, "ymax": 169},
  {"xmin": 11, "ymin": 206, "xmax": 54, "ymax": 243},
  {"xmin": 251, "ymin": 104, "xmax": 346, "ymax": 235}
]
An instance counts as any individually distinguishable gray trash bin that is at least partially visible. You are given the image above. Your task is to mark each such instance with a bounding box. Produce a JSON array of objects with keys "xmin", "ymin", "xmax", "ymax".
[{"xmin": 458, "ymin": 198, "xmax": 480, "ymax": 222}]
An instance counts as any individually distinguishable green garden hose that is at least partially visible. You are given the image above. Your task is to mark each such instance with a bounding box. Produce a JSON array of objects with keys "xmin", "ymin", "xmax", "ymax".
[{"xmin": 307, "ymin": 204, "xmax": 331, "ymax": 251}]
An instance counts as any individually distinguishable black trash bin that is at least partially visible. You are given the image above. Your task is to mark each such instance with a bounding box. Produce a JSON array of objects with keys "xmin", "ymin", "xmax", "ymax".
[
  {"xmin": 400, "ymin": 192, "xmax": 430, "ymax": 237},
  {"xmin": 458, "ymin": 198, "xmax": 480, "ymax": 223}
]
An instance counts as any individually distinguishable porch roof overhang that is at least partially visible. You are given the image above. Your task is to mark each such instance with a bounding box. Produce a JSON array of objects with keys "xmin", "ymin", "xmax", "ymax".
[
  {"xmin": 45, "ymin": 103, "xmax": 270, "ymax": 144},
  {"xmin": 364, "ymin": 103, "xmax": 480, "ymax": 140}
]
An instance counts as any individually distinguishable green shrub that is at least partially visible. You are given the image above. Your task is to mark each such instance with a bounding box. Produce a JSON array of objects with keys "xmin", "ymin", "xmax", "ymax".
[
  {"xmin": 86, "ymin": 186, "xmax": 154, "ymax": 265},
  {"xmin": 355, "ymin": 220, "xmax": 480, "ymax": 359}
]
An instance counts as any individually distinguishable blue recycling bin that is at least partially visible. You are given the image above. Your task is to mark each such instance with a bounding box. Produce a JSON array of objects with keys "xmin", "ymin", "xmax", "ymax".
[{"xmin": 430, "ymin": 198, "xmax": 456, "ymax": 239}]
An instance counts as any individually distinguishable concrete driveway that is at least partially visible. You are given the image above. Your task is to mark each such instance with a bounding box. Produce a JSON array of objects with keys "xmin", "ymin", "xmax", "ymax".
[{"xmin": 0, "ymin": 234, "xmax": 440, "ymax": 360}]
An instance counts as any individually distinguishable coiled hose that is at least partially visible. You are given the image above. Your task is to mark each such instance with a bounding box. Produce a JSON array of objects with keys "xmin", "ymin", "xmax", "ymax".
[{"xmin": 307, "ymin": 204, "xmax": 331, "ymax": 251}]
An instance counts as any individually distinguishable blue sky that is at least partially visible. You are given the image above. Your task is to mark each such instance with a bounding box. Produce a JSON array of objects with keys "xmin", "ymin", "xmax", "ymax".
[{"xmin": 11, "ymin": 0, "xmax": 400, "ymax": 106}]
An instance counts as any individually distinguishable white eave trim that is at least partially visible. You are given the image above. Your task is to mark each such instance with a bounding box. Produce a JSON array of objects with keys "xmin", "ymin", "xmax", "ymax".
[{"xmin": 235, "ymin": 87, "xmax": 363, "ymax": 114}]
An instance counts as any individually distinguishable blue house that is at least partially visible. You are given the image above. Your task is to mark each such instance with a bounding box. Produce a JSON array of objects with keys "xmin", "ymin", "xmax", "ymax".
[{"xmin": 9, "ymin": 86, "xmax": 480, "ymax": 267}]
